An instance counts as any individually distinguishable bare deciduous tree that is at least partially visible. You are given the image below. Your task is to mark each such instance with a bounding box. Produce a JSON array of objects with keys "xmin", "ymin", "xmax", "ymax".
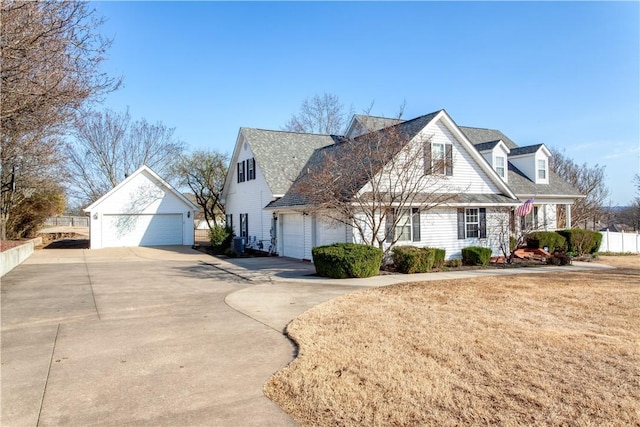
[
  {"xmin": 173, "ymin": 150, "xmax": 229, "ymax": 227},
  {"xmin": 68, "ymin": 109, "xmax": 187, "ymax": 204},
  {"xmin": 550, "ymin": 148, "xmax": 610, "ymax": 229},
  {"xmin": 1, "ymin": 0, "xmax": 120, "ymax": 238},
  {"xmin": 283, "ymin": 93, "xmax": 353, "ymax": 135},
  {"xmin": 288, "ymin": 118, "xmax": 460, "ymax": 252}
]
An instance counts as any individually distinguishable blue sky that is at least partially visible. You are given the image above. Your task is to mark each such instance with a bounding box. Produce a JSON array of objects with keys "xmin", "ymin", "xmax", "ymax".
[{"xmin": 93, "ymin": 1, "xmax": 639, "ymax": 205}]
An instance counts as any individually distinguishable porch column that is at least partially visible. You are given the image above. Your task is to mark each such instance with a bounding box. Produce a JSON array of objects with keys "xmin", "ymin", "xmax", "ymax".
[{"xmin": 566, "ymin": 204, "xmax": 572, "ymax": 228}]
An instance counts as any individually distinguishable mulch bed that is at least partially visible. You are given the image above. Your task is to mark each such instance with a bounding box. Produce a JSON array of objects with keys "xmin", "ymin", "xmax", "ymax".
[{"xmin": 0, "ymin": 240, "xmax": 29, "ymax": 252}]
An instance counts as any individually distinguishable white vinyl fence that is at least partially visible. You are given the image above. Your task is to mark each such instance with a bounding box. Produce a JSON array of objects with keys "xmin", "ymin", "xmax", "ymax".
[{"xmin": 599, "ymin": 230, "xmax": 640, "ymax": 253}]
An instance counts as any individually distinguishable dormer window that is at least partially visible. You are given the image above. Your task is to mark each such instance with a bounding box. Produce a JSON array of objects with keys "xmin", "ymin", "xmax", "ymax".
[
  {"xmin": 537, "ymin": 159, "xmax": 547, "ymax": 180},
  {"xmin": 495, "ymin": 156, "xmax": 506, "ymax": 178}
]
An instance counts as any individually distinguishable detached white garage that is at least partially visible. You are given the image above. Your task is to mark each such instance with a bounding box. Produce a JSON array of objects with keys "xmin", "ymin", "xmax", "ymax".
[{"xmin": 84, "ymin": 165, "xmax": 197, "ymax": 249}]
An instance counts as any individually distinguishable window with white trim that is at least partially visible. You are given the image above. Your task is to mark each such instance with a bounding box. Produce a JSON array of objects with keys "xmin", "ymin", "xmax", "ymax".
[
  {"xmin": 425, "ymin": 142, "xmax": 453, "ymax": 176},
  {"xmin": 495, "ymin": 156, "xmax": 506, "ymax": 178},
  {"xmin": 390, "ymin": 208, "xmax": 421, "ymax": 242},
  {"xmin": 457, "ymin": 208, "xmax": 487, "ymax": 239},
  {"xmin": 537, "ymin": 159, "xmax": 547, "ymax": 180}
]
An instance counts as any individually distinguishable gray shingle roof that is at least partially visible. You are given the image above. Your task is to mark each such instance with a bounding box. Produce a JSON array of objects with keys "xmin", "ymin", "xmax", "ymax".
[
  {"xmin": 241, "ymin": 128, "xmax": 336, "ymax": 195},
  {"xmin": 509, "ymin": 144, "xmax": 544, "ymax": 156},
  {"xmin": 459, "ymin": 126, "xmax": 519, "ymax": 149},
  {"xmin": 267, "ymin": 112, "xmax": 442, "ymax": 209},
  {"xmin": 255, "ymin": 112, "xmax": 583, "ymax": 209},
  {"xmin": 507, "ymin": 164, "xmax": 582, "ymax": 197},
  {"xmin": 354, "ymin": 114, "xmax": 405, "ymax": 132},
  {"xmin": 473, "ymin": 140, "xmax": 502, "ymax": 152},
  {"xmin": 460, "ymin": 127, "xmax": 581, "ymax": 198}
]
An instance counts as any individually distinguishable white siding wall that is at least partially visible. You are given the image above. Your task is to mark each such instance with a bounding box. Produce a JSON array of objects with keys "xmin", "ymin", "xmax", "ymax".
[
  {"xmin": 360, "ymin": 118, "xmax": 503, "ymax": 196},
  {"xmin": 417, "ymin": 208, "xmax": 507, "ymax": 259},
  {"xmin": 225, "ymin": 141, "xmax": 275, "ymax": 250},
  {"xmin": 384, "ymin": 208, "xmax": 508, "ymax": 259}
]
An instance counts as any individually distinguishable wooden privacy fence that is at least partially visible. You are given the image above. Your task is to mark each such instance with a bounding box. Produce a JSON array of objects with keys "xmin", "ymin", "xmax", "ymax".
[
  {"xmin": 45, "ymin": 216, "xmax": 89, "ymax": 227},
  {"xmin": 599, "ymin": 230, "xmax": 640, "ymax": 253}
]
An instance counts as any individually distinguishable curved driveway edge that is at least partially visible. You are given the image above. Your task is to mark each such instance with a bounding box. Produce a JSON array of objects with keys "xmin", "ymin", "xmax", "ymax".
[{"xmin": 223, "ymin": 257, "xmax": 615, "ymax": 332}]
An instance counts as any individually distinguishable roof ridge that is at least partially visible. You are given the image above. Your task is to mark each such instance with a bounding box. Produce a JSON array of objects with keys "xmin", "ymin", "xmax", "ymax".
[{"xmin": 242, "ymin": 127, "xmax": 338, "ymax": 137}]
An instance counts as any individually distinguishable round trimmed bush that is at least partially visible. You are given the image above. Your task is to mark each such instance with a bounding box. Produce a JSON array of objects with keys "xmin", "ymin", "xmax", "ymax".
[{"xmin": 312, "ymin": 243, "xmax": 382, "ymax": 279}]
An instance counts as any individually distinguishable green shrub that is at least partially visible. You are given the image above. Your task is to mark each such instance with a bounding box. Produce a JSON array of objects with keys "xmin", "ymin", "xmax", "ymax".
[
  {"xmin": 461, "ymin": 246, "xmax": 493, "ymax": 266},
  {"xmin": 209, "ymin": 225, "xmax": 234, "ymax": 254},
  {"xmin": 433, "ymin": 248, "xmax": 446, "ymax": 269},
  {"xmin": 526, "ymin": 231, "xmax": 567, "ymax": 253},
  {"xmin": 312, "ymin": 243, "xmax": 382, "ymax": 279},
  {"xmin": 556, "ymin": 229, "xmax": 602, "ymax": 256},
  {"xmin": 392, "ymin": 246, "xmax": 436, "ymax": 274}
]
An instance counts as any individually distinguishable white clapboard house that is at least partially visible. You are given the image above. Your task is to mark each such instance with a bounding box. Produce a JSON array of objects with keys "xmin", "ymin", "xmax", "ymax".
[{"xmin": 221, "ymin": 110, "xmax": 583, "ymax": 260}]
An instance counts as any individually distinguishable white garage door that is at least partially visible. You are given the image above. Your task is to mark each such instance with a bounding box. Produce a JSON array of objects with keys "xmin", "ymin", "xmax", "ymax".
[
  {"xmin": 102, "ymin": 214, "xmax": 183, "ymax": 247},
  {"xmin": 281, "ymin": 213, "xmax": 304, "ymax": 259}
]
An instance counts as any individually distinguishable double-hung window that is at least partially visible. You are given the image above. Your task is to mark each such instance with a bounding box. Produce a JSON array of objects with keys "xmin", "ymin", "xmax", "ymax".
[
  {"xmin": 247, "ymin": 158, "xmax": 256, "ymax": 180},
  {"xmin": 495, "ymin": 156, "xmax": 506, "ymax": 178},
  {"xmin": 537, "ymin": 159, "xmax": 547, "ymax": 180},
  {"xmin": 390, "ymin": 208, "xmax": 421, "ymax": 242},
  {"xmin": 237, "ymin": 161, "xmax": 246, "ymax": 183},
  {"xmin": 425, "ymin": 142, "xmax": 453, "ymax": 176},
  {"xmin": 238, "ymin": 158, "xmax": 256, "ymax": 182},
  {"xmin": 457, "ymin": 208, "xmax": 487, "ymax": 239}
]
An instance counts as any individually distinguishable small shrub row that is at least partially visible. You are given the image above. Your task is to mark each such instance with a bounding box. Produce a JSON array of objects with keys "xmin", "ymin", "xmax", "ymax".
[
  {"xmin": 392, "ymin": 246, "xmax": 447, "ymax": 274},
  {"xmin": 525, "ymin": 231, "xmax": 567, "ymax": 253},
  {"xmin": 461, "ymin": 246, "xmax": 492, "ymax": 266},
  {"xmin": 312, "ymin": 243, "xmax": 383, "ymax": 279}
]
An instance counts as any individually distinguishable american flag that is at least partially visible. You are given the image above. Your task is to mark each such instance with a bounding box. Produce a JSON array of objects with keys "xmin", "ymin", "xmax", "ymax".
[{"xmin": 516, "ymin": 197, "xmax": 534, "ymax": 216}]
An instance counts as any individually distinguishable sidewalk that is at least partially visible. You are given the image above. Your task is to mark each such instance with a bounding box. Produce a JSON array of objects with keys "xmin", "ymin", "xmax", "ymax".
[{"xmin": 215, "ymin": 255, "xmax": 616, "ymax": 286}]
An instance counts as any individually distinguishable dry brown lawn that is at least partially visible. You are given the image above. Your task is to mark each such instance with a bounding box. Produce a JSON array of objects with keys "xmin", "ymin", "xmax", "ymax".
[{"xmin": 265, "ymin": 255, "xmax": 640, "ymax": 426}]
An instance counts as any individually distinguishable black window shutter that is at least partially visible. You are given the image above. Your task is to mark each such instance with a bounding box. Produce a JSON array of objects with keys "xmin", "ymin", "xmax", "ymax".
[
  {"xmin": 479, "ymin": 208, "xmax": 486, "ymax": 238},
  {"xmin": 245, "ymin": 214, "xmax": 249, "ymax": 238},
  {"xmin": 412, "ymin": 208, "xmax": 420, "ymax": 242},
  {"xmin": 445, "ymin": 145, "xmax": 453, "ymax": 176},
  {"xmin": 252, "ymin": 158, "xmax": 256, "ymax": 179},
  {"xmin": 242, "ymin": 160, "xmax": 246, "ymax": 182},
  {"xmin": 237, "ymin": 162, "xmax": 241, "ymax": 183},
  {"xmin": 424, "ymin": 142, "xmax": 432, "ymax": 175},
  {"xmin": 457, "ymin": 208, "xmax": 465, "ymax": 239}
]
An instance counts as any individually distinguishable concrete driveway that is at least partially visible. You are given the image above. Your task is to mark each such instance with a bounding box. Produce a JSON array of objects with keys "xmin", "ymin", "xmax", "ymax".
[
  {"xmin": 2, "ymin": 245, "xmax": 615, "ymax": 427},
  {"xmin": 1, "ymin": 246, "xmax": 301, "ymax": 427}
]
